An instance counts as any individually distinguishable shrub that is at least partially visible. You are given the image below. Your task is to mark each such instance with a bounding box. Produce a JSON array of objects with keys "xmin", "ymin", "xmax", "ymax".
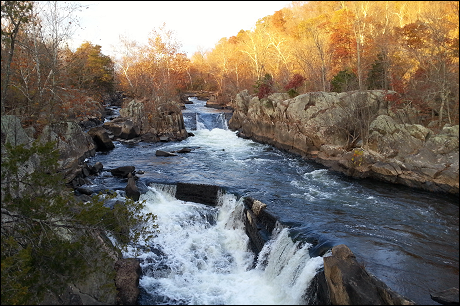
[
  {"xmin": 254, "ymin": 74, "xmax": 274, "ymax": 99},
  {"xmin": 284, "ymin": 74, "xmax": 305, "ymax": 92},
  {"xmin": 287, "ymin": 88, "xmax": 299, "ymax": 98},
  {"xmin": 331, "ymin": 69, "xmax": 359, "ymax": 92},
  {"xmin": 351, "ymin": 148, "xmax": 364, "ymax": 166}
]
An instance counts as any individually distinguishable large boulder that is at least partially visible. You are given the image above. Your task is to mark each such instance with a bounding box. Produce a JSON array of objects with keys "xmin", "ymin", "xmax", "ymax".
[
  {"xmin": 323, "ymin": 244, "xmax": 415, "ymax": 305},
  {"xmin": 110, "ymin": 166, "xmax": 135, "ymax": 178},
  {"xmin": 39, "ymin": 230, "xmax": 121, "ymax": 305},
  {"xmin": 125, "ymin": 173, "xmax": 140, "ymax": 201},
  {"xmin": 39, "ymin": 121, "xmax": 96, "ymax": 171},
  {"xmin": 103, "ymin": 117, "xmax": 124, "ymax": 138},
  {"xmin": 1, "ymin": 115, "xmax": 32, "ymax": 147},
  {"xmin": 87, "ymin": 126, "xmax": 115, "ymax": 151},
  {"xmin": 1, "ymin": 116, "xmax": 97, "ymax": 188},
  {"xmin": 175, "ymin": 182, "xmax": 221, "ymax": 206},
  {"xmin": 155, "ymin": 150, "xmax": 178, "ymax": 157},
  {"xmin": 115, "ymin": 258, "xmax": 141, "ymax": 305},
  {"xmin": 1, "ymin": 115, "xmax": 38, "ymax": 199},
  {"xmin": 119, "ymin": 119, "xmax": 141, "ymax": 139},
  {"xmin": 102, "ymin": 117, "xmax": 140, "ymax": 140}
]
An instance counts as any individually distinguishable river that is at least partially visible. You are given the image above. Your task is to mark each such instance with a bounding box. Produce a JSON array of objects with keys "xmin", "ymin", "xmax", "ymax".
[{"xmin": 87, "ymin": 97, "xmax": 459, "ymax": 305}]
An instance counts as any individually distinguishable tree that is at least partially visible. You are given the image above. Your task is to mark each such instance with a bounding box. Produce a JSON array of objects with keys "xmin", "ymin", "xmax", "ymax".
[
  {"xmin": 328, "ymin": 8, "xmax": 357, "ymax": 77},
  {"xmin": 254, "ymin": 73, "xmax": 274, "ymax": 99},
  {"xmin": 297, "ymin": 14, "xmax": 331, "ymax": 91},
  {"xmin": 113, "ymin": 23, "xmax": 189, "ymax": 102},
  {"xmin": 284, "ymin": 73, "xmax": 305, "ymax": 97},
  {"xmin": 239, "ymin": 29, "xmax": 269, "ymax": 81},
  {"xmin": 331, "ymin": 69, "xmax": 358, "ymax": 92},
  {"xmin": 1, "ymin": 0, "xmax": 33, "ymax": 114},
  {"xmin": 66, "ymin": 41, "xmax": 115, "ymax": 97},
  {"xmin": 366, "ymin": 52, "xmax": 390, "ymax": 90},
  {"xmin": 1, "ymin": 139, "xmax": 157, "ymax": 304},
  {"xmin": 394, "ymin": 3, "xmax": 459, "ymax": 127}
]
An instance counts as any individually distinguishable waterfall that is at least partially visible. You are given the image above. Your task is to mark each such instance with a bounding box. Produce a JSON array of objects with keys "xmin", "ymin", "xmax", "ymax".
[
  {"xmin": 194, "ymin": 113, "xmax": 229, "ymax": 131},
  {"xmin": 127, "ymin": 184, "xmax": 323, "ymax": 305}
]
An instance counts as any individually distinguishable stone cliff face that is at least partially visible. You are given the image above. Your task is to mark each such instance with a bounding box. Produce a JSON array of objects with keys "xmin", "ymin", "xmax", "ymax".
[{"xmin": 229, "ymin": 90, "xmax": 459, "ymax": 195}]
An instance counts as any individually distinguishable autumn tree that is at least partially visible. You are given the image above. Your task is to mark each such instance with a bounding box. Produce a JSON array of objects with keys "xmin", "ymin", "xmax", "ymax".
[
  {"xmin": 188, "ymin": 49, "xmax": 211, "ymax": 91},
  {"xmin": 238, "ymin": 28, "xmax": 269, "ymax": 82},
  {"xmin": 295, "ymin": 12, "xmax": 332, "ymax": 91},
  {"xmin": 1, "ymin": 1, "xmax": 99, "ymax": 128},
  {"xmin": 114, "ymin": 23, "xmax": 189, "ymax": 103},
  {"xmin": 65, "ymin": 41, "xmax": 115, "ymax": 98},
  {"xmin": 394, "ymin": 2, "xmax": 459, "ymax": 127},
  {"xmin": 284, "ymin": 73, "xmax": 305, "ymax": 97},
  {"xmin": 254, "ymin": 73, "xmax": 274, "ymax": 99},
  {"xmin": 327, "ymin": 7, "xmax": 357, "ymax": 77},
  {"xmin": 1, "ymin": 0, "xmax": 33, "ymax": 114},
  {"xmin": 190, "ymin": 1, "xmax": 458, "ymax": 126}
]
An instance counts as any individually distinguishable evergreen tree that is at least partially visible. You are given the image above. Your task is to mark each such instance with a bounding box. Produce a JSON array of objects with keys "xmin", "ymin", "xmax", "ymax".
[
  {"xmin": 367, "ymin": 53, "xmax": 389, "ymax": 90},
  {"xmin": 331, "ymin": 69, "xmax": 359, "ymax": 93},
  {"xmin": 1, "ymin": 140, "xmax": 157, "ymax": 304}
]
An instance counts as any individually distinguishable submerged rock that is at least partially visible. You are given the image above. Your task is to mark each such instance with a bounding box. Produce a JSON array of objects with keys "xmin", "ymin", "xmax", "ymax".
[
  {"xmin": 155, "ymin": 150, "xmax": 178, "ymax": 157},
  {"xmin": 430, "ymin": 287, "xmax": 459, "ymax": 305}
]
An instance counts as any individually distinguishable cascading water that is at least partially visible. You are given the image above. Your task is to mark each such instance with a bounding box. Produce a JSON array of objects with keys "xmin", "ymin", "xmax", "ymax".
[
  {"xmin": 86, "ymin": 96, "xmax": 458, "ymax": 305},
  {"xmin": 193, "ymin": 113, "xmax": 228, "ymax": 130},
  {"xmin": 124, "ymin": 185, "xmax": 323, "ymax": 305}
]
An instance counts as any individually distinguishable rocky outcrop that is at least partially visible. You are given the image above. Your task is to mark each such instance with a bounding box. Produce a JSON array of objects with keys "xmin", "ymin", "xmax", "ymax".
[
  {"xmin": 322, "ymin": 244, "xmax": 414, "ymax": 305},
  {"xmin": 115, "ymin": 258, "xmax": 141, "ymax": 305},
  {"xmin": 103, "ymin": 117, "xmax": 141, "ymax": 140},
  {"xmin": 1, "ymin": 115, "xmax": 32, "ymax": 147},
  {"xmin": 1, "ymin": 116, "xmax": 97, "ymax": 190},
  {"xmin": 71, "ymin": 162, "xmax": 104, "ymax": 189},
  {"xmin": 39, "ymin": 121, "xmax": 97, "ymax": 183},
  {"xmin": 243, "ymin": 197, "xmax": 278, "ymax": 255},
  {"xmin": 39, "ymin": 230, "xmax": 122, "ymax": 305},
  {"xmin": 229, "ymin": 90, "xmax": 459, "ymax": 195},
  {"xmin": 112, "ymin": 98, "xmax": 188, "ymax": 142}
]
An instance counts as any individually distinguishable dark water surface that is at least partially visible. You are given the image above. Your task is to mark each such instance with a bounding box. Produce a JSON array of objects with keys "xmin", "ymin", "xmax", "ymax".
[{"xmin": 88, "ymin": 97, "xmax": 458, "ymax": 305}]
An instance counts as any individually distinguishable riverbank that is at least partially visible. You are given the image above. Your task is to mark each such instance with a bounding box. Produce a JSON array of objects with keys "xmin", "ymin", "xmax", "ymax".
[{"xmin": 228, "ymin": 90, "xmax": 459, "ymax": 196}]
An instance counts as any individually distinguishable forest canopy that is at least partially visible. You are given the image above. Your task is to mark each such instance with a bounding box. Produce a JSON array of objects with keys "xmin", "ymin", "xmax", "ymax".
[
  {"xmin": 179, "ymin": 1, "xmax": 458, "ymax": 128},
  {"xmin": 2, "ymin": 1, "xmax": 458, "ymax": 129}
]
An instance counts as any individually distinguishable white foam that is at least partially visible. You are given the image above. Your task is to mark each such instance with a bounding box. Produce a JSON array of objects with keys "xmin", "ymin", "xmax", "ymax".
[{"xmin": 128, "ymin": 186, "xmax": 323, "ymax": 304}]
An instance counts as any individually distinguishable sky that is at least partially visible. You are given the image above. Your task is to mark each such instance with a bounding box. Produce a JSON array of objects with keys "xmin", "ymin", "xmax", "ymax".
[{"xmin": 69, "ymin": 1, "xmax": 293, "ymax": 59}]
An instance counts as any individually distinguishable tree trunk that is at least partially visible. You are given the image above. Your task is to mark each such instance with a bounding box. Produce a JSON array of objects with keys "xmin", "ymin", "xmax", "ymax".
[{"xmin": 1, "ymin": 21, "xmax": 21, "ymax": 114}]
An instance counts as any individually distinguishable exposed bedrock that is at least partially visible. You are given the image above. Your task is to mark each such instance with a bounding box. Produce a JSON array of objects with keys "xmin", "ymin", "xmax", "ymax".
[
  {"xmin": 228, "ymin": 90, "xmax": 459, "ymax": 195},
  {"xmin": 102, "ymin": 98, "xmax": 188, "ymax": 143}
]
